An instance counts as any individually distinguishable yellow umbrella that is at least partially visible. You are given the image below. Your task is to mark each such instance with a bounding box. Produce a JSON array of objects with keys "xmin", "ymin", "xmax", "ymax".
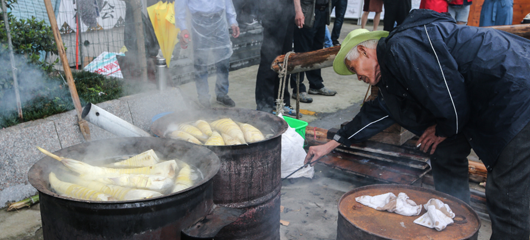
[{"xmin": 147, "ymin": 1, "xmax": 180, "ymax": 67}]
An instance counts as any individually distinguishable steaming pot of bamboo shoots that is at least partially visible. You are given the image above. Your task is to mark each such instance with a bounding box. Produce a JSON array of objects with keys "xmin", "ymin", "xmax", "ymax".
[
  {"xmin": 150, "ymin": 108, "xmax": 289, "ymax": 240},
  {"xmin": 28, "ymin": 137, "xmax": 243, "ymax": 240}
]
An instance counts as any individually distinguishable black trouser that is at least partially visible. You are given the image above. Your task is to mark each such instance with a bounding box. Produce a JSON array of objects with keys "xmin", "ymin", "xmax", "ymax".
[
  {"xmin": 382, "ymin": 0, "xmax": 411, "ymax": 32},
  {"xmin": 486, "ymin": 121, "xmax": 530, "ymax": 239},
  {"xmin": 430, "ymin": 133, "xmax": 472, "ymax": 204},
  {"xmin": 331, "ymin": 0, "xmax": 348, "ymax": 43},
  {"xmin": 432, "ymin": 122, "xmax": 530, "ymax": 239},
  {"xmin": 291, "ymin": 6, "xmax": 328, "ymax": 93},
  {"xmin": 255, "ymin": 6, "xmax": 293, "ymax": 112}
]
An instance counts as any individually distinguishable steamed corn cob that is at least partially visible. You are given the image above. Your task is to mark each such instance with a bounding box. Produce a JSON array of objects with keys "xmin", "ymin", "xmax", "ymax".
[
  {"xmin": 49, "ymin": 172, "xmax": 110, "ymax": 201},
  {"xmin": 167, "ymin": 130, "xmax": 203, "ymax": 144},
  {"xmin": 180, "ymin": 124, "xmax": 209, "ymax": 142},
  {"xmin": 205, "ymin": 131, "xmax": 225, "ymax": 146},
  {"xmin": 73, "ymin": 177, "xmax": 162, "ymax": 200},
  {"xmin": 210, "ymin": 118, "xmax": 247, "ymax": 144},
  {"xmin": 172, "ymin": 162, "xmax": 194, "ymax": 192},
  {"xmin": 221, "ymin": 132, "xmax": 242, "ymax": 145},
  {"xmin": 195, "ymin": 120, "xmax": 213, "ymax": 136},
  {"xmin": 112, "ymin": 149, "xmax": 160, "ymax": 167},
  {"xmin": 238, "ymin": 123, "xmax": 265, "ymax": 143}
]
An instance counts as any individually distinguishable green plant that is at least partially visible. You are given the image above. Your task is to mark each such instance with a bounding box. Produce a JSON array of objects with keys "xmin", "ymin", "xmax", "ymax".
[
  {"xmin": 0, "ymin": 8, "xmax": 59, "ymax": 99},
  {"xmin": 0, "ymin": 71, "xmax": 125, "ymax": 128}
]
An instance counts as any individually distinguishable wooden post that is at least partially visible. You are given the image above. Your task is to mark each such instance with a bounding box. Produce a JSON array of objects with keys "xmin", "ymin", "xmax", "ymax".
[
  {"xmin": 43, "ymin": 0, "xmax": 91, "ymax": 141},
  {"xmin": 132, "ymin": 0, "xmax": 149, "ymax": 82}
]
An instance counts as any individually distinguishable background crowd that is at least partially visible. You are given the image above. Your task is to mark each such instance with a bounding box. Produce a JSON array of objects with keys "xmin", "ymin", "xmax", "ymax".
[{"xmin": 175, "ymin": 0, "xmax": 517, "ymax": 116}]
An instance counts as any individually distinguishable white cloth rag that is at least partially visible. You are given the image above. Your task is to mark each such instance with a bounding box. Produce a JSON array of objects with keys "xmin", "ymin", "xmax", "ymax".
[
  {"xmin": 413, "ymin": 198, "xmax": 455, "ymax": 231},
  {"xmin": 355, "ymin": 192, "xmax": 422, "ymax": 216}
]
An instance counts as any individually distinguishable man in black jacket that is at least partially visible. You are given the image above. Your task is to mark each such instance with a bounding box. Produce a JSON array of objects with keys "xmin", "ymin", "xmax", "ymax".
[{"xmin": 305, "ymin": 9, "xmax": 530, "ymax": 239}]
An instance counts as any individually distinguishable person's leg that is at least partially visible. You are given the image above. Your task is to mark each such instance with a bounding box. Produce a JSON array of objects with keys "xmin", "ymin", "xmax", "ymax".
[
  {"xmin": 479, "ymin": 0, "xmax": 494, "ymax": 26},
  {"xmin": 292, "ymin": 20, "xmax": 314, "ymax": 93},
  {"xmin": 395, "ymin": 0, "xmax": 411, "ymax": 27},
  {"xmin": 256, "ymin": 17, "xmax": 288, "ymax": 112},
  {"xmin": 194, "ymin": 62, "xmax": 210, "ymax": 102},
  {"xmin": 256, "ymin": 7, "xmax": 294, "ymax": 112},
  {"xmin": 494, "ymin": 0, "xmax": 513, "ymax": 25},
  {"xmin": 305, "ymin": 8, "xmax": 327, "ymax": 91},
  {"xmin": 430, "ymin": 133, "xmax": 472, "ymax": 204},
  {"xmin": 324, "ymin": 27, "xmax": 333, "ymax": 48},
  {"xmin": 373, "ymin": 12, "xmax": 381, "ymax": 31},
  {"xmin": 214, "ymin": 58, "xmax": 230, "ymax": 97},
  {"xmin": 331, "ymin": 0, "xmax": 347, "ymax": 44},
  {"xmin": 361, "ymin": 11, "xmax": 369, "ymax": 29},
  {"xmin": 382, "ymin": 0, "xmax": 397, "ymax": 31},
  {"xmin": 486, "ymin": 122, "xmax": 530, "ymax": 239},
  {"xmin": 454, "ymin": 5, "xmax": 470, "ymax": 25},
  {"xmin": 447, "ymin": 5, "xmax": 457, "ymax": 21}
]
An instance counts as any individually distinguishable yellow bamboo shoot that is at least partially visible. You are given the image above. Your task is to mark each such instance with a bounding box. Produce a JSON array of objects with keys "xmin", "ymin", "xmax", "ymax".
[
  {"xmin": 238, "ymin": 123, "xmax": 265, "ymax": 143},
  {"xmin": 173, "ymin": 162, "xmax": 194, "ymax": 192},
  {"xmin": 73, "ymin": 177, "xmax": 162, "ymax": 200},
  {"xmin": 38, "ymin": 147, "xmax": 176, "ymax": 179},
  {"xmin": 112, "ymin": 149, "xmax": 160, "ymax": 167},
  {"xmin": 49, "ymin": 172, "xmax": 110, "ymax": 201},
  {"xmin": 205, "ymin": 131, "xmax": 225, "ymax": 146},
  {"xmin": 99, "ymin": 174, "xmax": 174, "ymax": 191},
  {"xmin": 221, "ymin": 132, "xmax": 242, "ymax": 145},
  {"xmin": 167, "ymin": 130, "xmax": 203, "ymax": 145},
  {"xmin": 180, "ymin": 124, "xmax": 209, "ymax": 142},
  {"xmin": 195, "ymin": 120, "xmax": 213, "ymax": 136},
  {"xmin": 210, "ymin": 118, "xmax": 246, "ymax": 144}
]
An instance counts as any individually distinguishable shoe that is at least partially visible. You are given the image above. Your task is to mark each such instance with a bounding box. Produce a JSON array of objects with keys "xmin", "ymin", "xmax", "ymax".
[
  {"xmin": 291, "ymin": 92, "xmax": 313, "ymax": 103},
  {"xmin": 308, "ymin": 87, "xmax": 337, "ymax": 96},
  {"xmin": 216, "ymin": 95, "xmax": 236, "ymax": 107},
  {"xmin": 198, "ymin": 98, "xmax": 211, "ymax": 108},
  {"xmin": 273, "ymin": 106, "xmax": 303, "ymax": 118},
  {"xmin": 333, "ymin": 40, "xmax": 340, "ymax": 46}
]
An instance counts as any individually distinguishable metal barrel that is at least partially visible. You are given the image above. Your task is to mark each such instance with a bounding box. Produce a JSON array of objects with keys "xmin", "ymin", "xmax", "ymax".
[
  {"xmin": 151, "ymin": 108, "xmax": 289, "ymax": 240},
  {"xmin": 337, "ymin": 184, "xmax": 481, "ymax": 240},
  {"xmin": 28, "ymin": 138, "xmax": 220, "ymax": 240}
]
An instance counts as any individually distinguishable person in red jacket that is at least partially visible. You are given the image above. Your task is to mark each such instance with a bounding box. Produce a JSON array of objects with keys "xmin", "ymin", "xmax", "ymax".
[
  {"xmin": 448, "ymin": 0, "xmax": 472, "ymax": 25},
  {"xmin": 420, "ymin": 0, "xmax": 448, "ymax": 13}
]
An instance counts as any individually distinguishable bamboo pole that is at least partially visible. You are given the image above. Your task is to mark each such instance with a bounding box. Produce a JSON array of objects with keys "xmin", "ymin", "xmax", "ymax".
[
  {"xmin": 1, "ymin": 0, "xmax": 23, "ymax": 120},
  {"xmin": 43, "ymin": 0, "xmax": 91, "ymax": 141},
  {"xmin": 271, "ymin": 24, "xmax": 530, "ymax": 74}
]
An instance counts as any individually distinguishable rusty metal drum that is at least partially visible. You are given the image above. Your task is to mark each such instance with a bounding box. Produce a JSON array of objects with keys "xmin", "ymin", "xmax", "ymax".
[
  {"xmin": 337, "ymin": 184, "xmax": 481, "ymax": 240},
  {"xmin": 151, "ymin": 108, "xmax": 289, "ymax": 240}
]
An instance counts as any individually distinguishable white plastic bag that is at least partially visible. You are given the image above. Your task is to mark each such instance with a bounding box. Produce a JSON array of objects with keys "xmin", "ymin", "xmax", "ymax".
[{"xmin": 280, "ymin": 115, "xmax": 314, "ymax": 179}]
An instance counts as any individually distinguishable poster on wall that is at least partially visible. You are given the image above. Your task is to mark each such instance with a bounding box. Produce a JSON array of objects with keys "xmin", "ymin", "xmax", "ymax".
[
  {"xmin": 56, "ymin": 0, "xmax": 126, "ymax": 34},
  {"xmin": 332, "ymin": 0, "xmax": 421, "ymax": 20}
]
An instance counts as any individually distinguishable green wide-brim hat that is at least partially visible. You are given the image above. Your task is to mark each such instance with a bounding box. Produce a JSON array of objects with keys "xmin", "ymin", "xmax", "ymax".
[{"xmin": 333, "ymin": 29, "xmax": 389, "ymax": 75}]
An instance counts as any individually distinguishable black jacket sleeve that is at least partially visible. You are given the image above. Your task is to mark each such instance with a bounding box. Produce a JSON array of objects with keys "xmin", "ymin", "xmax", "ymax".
[
  {"xmin": 386, "ymin": 25, "xmax": 470, "ymax": 137},
  {"xmin": 334, "ymin": 96, "xmax": 396, "ymax": 146}
]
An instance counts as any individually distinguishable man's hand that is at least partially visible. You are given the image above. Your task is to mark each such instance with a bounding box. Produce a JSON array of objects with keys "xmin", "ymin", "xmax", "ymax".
[
  {"xmin": 295, "ymin": 9, "xmax": 305, "ymax": 28},
  {"xmin": 231, "ymin": 25, "xmax": 240, "ymax": 38},
  {"xmin": 304, "ymin": 140, "xmax": 341, "ymax": 166},
  {"xmin": 179, "ymin": 29, "xmax": 190, "ymax": 49},
  {"xmin": 417, "ymin": 125, "xmax": 446, "ymax": 154}
]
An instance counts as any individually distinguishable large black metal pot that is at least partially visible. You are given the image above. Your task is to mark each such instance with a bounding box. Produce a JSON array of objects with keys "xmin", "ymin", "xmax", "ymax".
[
  {"xmin": 28, "ymin": 137, "xmax": 241, "ymax": 240},
  {"xmin": 151, "ymin": 108, "xmax": 289, "ymax": 240}
]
